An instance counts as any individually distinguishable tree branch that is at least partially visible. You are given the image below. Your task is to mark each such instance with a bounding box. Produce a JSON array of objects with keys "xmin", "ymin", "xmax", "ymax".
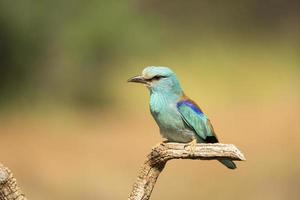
[
  {"xmin": 1, "ymin": 143, "xmax": 245, "ymax": 200},
  {"xmin": 128, "ymin": 142, "xmax": 246, "ymax": 200},
  {"xmin": 0, "ymin": 164, "xmax": 27, "ymax": 200}
]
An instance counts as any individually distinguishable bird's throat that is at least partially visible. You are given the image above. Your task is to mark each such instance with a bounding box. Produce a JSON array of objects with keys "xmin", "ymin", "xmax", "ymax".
[{"xmin": 149, "ymin": 91, "xmax": 180, "ymax": 114}]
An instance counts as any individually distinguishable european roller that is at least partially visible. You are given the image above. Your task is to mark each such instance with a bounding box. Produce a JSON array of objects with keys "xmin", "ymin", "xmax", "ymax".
[{"xmin": 128, "ymin": 66, "xmax": 236, "ymax": 169}]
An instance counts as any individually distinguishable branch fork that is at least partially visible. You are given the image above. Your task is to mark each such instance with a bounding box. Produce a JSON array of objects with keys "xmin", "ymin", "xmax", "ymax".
[
  {"xmin": 0, "ymin": 142, "xmax": 245, "ymax": 200},
  {"xmin": 128, "ymin": 142, "xmax": 245, "ymax": 200}
]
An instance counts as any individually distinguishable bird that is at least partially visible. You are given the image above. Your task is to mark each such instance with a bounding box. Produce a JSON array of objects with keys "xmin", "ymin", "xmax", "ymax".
[{"xmin": 128, "ymin": 66, "xmax": 236, "ymax": 169}]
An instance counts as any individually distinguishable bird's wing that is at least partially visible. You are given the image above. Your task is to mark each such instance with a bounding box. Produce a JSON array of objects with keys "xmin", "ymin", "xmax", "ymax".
[{"xmin": 177, "ymin": 98, "xmax": 218, "ymax": 143}]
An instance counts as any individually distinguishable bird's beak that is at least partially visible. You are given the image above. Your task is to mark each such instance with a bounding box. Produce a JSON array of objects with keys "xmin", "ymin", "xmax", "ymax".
[{"xmin": 127, "ymin": 75, "xmax": 148, "ymax": 85}]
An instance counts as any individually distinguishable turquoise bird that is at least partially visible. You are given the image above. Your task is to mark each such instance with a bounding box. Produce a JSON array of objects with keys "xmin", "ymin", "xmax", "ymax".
[{"xmin": 128, "ymin": 66, "xmax": 236, "ymax": 169}]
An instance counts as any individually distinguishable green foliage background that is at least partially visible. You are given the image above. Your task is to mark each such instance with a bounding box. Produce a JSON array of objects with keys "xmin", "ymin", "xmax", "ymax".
[{"xmin": 1, "ymin": 0, "xmax": 299, "ymax": 109}]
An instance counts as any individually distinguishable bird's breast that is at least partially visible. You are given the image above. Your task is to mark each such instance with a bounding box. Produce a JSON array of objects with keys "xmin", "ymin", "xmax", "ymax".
[{"xmin": 149, "ymin": 94, "xmax": 195, "ymax": 142}]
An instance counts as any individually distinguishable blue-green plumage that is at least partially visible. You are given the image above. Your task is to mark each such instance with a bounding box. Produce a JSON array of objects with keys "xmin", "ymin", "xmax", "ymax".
[{"xmin": 128, "ymin": 66, "xmax": 236, "ymax": 169}]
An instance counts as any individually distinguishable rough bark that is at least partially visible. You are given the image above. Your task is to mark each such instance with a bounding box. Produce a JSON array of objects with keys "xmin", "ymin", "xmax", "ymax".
[
  {"xmin": 0, "ymin": 143, "xmax": 245, "ymax": 200},
  {"xmin": 0, "ymin": 164, "xmax": 27, "ymax": 200},
  {"xmin": 128, "ymin": 142, "xmax": 246, "ymax": 200}
]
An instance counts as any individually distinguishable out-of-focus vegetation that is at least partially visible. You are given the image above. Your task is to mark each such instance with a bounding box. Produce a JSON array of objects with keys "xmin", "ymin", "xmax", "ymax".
[
  {"xmin": 1, "ymin": 0, "xmax": 299, "ymax": 110},
  {"xmin": 0, "ymin": 1, "xmax": 300, "ymax": 200}
]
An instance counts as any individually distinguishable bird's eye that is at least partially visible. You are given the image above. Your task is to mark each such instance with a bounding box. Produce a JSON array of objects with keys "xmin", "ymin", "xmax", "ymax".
[
  {"xmin": 150, "ymin": 75, "xmax": 166, "ymax": 81},
  {"xmin": 152, "ymin": 76, "xmax": 161, "ymax": 81}
]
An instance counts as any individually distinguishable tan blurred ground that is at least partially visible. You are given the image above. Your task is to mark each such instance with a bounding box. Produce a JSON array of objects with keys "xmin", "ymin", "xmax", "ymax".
[{"xmin": 1, "ymin": 94, "xmax": 299, "ymax": 200}]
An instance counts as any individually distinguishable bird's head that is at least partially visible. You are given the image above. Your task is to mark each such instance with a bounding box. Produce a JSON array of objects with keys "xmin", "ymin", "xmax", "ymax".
[{"xmin": 128, "ymin": 66, "xmax": 182, "ymax": 95}]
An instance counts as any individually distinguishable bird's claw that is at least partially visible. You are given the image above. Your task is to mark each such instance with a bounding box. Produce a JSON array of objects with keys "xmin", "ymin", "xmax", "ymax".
[{"xmin": 184, "ymin": 139, "xmax": 197, "ymax": 154}]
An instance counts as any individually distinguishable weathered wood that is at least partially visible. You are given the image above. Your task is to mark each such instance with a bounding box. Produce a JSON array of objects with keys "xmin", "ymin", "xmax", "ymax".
[
  {"xmin": 0, "ymin": 143, "xmax": 245, "ymax": 200},
  {"xmin": 128, "ymin": 142, "xmax": 245, "ymax": 200},
  {"xmin": 0, "ymin": 164, "xmax": 27, "ymax": 200}
]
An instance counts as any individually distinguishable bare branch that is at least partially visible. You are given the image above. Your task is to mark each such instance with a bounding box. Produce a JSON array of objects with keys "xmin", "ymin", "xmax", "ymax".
[
  {"xmin": 1, "ymin": 143, "xmax": 245, "ymax": 200},
  {"xmin": 0, "ymin": 164, "xmax": 27, "ymax": 200},
  {"xmin": 128, "ymin": 142, "xmax": 245, "ymax": 200}
]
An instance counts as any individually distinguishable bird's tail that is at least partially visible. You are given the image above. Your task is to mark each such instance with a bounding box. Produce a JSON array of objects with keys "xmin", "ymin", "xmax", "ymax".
[{"xmin": 218, "ymin": 159, "xmax": 237, "ymax": 169}]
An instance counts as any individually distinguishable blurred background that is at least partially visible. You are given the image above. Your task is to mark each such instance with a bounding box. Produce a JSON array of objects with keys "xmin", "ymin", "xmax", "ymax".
[{"xmin": 0, "ymin": 0, "xmax": 299, "ymax": 199}]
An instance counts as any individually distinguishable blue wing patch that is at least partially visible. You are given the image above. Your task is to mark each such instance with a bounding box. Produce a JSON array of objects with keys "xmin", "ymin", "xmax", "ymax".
[
  {"xmin": 177, "ymin": 98, "xmax": 218, "ymax": 142},
  {"xmin": 177, "ymin": 100, "xmax": 203, "ymax": 115}
]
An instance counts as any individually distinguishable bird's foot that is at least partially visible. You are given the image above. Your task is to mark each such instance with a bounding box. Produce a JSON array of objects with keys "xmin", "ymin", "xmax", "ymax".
[{"xmin": 184, "ymin": 139, "xmax": 197, "ymax": 154}]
